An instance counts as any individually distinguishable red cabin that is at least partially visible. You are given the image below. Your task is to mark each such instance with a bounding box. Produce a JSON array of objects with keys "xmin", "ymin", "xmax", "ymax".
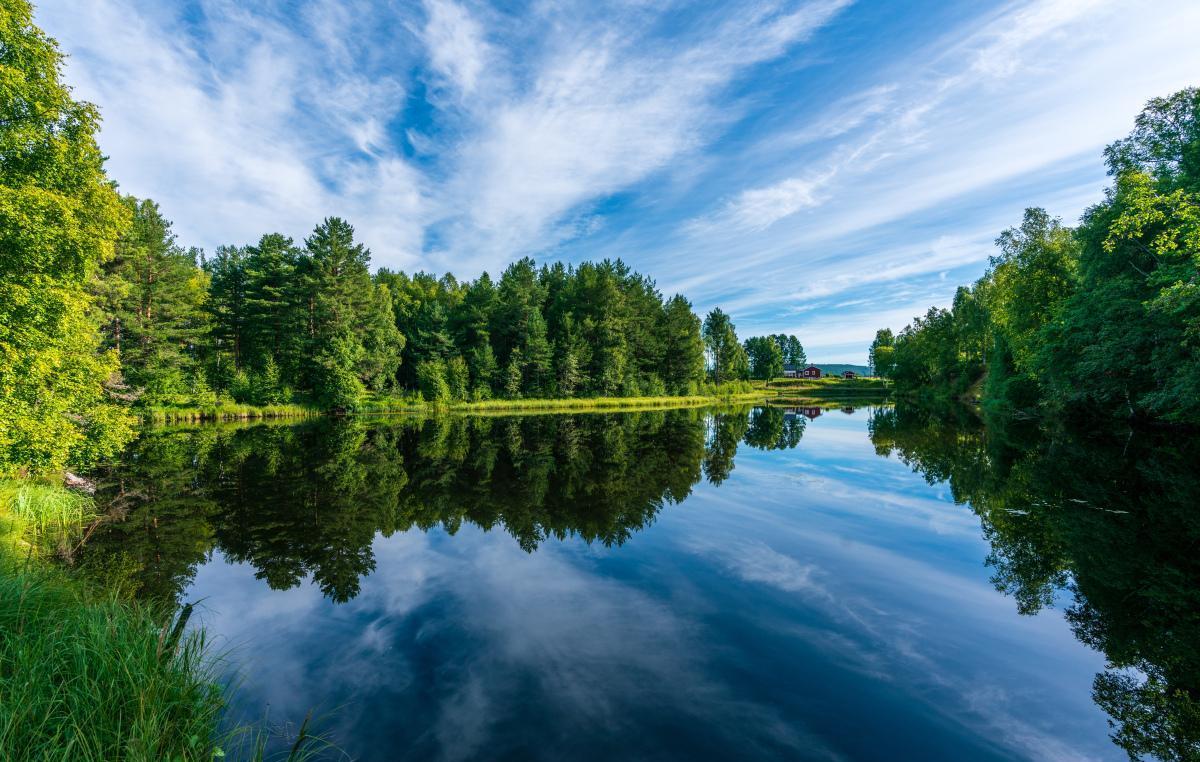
[
  {"xmin": 802, "ymin": 365, "xmax": 822, "ymax": 378},
  {"xmin": 842, "ymin": 370, "xmax": 857, "ymax": 379}
]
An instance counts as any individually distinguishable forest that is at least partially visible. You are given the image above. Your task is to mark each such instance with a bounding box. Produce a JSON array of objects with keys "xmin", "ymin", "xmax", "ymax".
[{"xmin": 869, "ymin": 88, "xmax": 1200, "ymax": 425}]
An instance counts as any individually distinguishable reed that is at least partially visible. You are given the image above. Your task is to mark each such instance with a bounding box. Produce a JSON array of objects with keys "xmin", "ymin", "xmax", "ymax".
[
  {"xmin": 0, "ymin": 480, "xmax": 97, "ymax": 557},
  {"xmin": 0, "ymin": 481, "xmax": 335, "ymax": 761},
  {"xmin": 358, "ymin": 384, "xmax": 764, "ymax": 415},
  {"xmin": 0, "ymin": 564, "xmax": 226, "ymax": 761},
  {"xmin": 140, "ymin": 403, "xmax": 319, "ymax": 424}
]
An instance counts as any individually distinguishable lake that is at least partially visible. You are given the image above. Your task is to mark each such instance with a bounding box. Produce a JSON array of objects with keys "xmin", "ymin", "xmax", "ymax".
[{"xmin": 81, "ymin": 403, "xmax": 1199, "ymax": 761}]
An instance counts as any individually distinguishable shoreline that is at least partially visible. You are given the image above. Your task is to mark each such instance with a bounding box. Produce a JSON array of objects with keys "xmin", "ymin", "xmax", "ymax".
[{"xmin": 140, "ymin": 379, "xmax": 892, "ymax": 424}]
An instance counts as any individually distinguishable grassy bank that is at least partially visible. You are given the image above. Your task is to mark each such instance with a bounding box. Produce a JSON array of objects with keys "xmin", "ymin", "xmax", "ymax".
[
  {"xmin": 0, "ymin": 566, "xmax": 226, "ymax": 762},
  {"xmin": 0, "ymin": 480, "xmax": 325, "ymax": 761},
  {"xmin": 140, "ymin": 402, "xmax": 320, "ymax": 424},
  {"xmin": 0, "ymin": 480, "xmax": 224, "ymax": 760},
  {"xmin": 139, "ymin": 381, "xmax": 887, "ymax": 424},
  {"xmin": 0, "ymin": 480, "xmax": 97, "ymax": 559},
  {"xmin": 763, "ymin": 377, "xmax": 889, "ymax": 394},
  {"xmin": 359, "ymin": 387, "xmax": 765, "ymax": 415}
]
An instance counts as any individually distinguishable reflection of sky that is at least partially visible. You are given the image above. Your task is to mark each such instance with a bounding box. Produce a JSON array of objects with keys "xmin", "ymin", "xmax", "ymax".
[{"xmin": 188, "ymin": 409, "xmax": 1117, "ymax": 761}]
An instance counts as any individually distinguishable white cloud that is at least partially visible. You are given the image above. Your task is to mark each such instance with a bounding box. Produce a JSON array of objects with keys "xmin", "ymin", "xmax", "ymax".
[
  {"xmin": 424, "ymin": 0, "xmax": 854, "ymax": 273},
  {"xmin": 721, "ymin": 175, "xmax": 828, "ymax": 230},
  {"xmin": 39, "ymin": 0, "xmax": 427, "ymax": 264},
  {"xmin": 422, "ymin": 0, "xmax": 491, "ymax": 96},
  {"xmin": 33, "ymin": 0, "xmax": 1200, "ymax": 364},
  {"xmin": 654, "ymin": 0, "xmax": 1200, "ymax": 361}
]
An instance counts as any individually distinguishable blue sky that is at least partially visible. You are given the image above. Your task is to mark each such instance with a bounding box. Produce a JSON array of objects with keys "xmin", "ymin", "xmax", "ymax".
[{"xmin": 38, "ymin": 0, "xmax": 1200, "ymax": 362}]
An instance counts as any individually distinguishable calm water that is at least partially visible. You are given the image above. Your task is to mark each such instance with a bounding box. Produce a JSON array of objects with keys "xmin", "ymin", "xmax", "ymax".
[{"xmin": 84, "ymin": 404, "xmax": 1200, "ymax": 761}]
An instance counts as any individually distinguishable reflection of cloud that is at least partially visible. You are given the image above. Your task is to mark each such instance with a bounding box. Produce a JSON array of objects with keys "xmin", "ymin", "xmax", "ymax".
[
  {"xmin": 709, "ymin": 539, "xmax": 826, "ymax": 594},
  {"xmin": 677, "ymin": 462, "xmax": 1112, "ymax": 762},
  {"xmin": 427, "ymin": 537, "xmax": 845, "ymax": 761},
  {"xmin": 190, "ymin": 525, "xmax": 844, "ymax": 761},
  {"xmin": 180, "ymin": 408, "xmax": 1117, "ymax": 761}
]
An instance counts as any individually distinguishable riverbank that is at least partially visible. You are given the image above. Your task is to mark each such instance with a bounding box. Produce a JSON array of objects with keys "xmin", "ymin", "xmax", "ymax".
[
  {"xmin": 140, "ymin": 402, "xmax": 320, "ymax": 424},
  {"xmin": 360, "ymin": 386, "xmax": 767, "ymax": 415},
  {"xmin": 762, "ymin": 377, "xmax": 889, "ymax": 394},
  {"xmin": 139, "ymin": 384, "xmax": 770, "ymax": 423}
]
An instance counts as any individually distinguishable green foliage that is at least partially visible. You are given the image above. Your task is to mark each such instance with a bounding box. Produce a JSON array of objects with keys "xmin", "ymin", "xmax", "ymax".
[
  {"xmin": 660, "ymin": 296, "xmax": 706, "ymax": 393},
  {"xmin": 445, "ymin": 355, "xmax": 470, "ymax": 401},
  {"xmin": 777, "ymin": 334, "xmax": 806, "ymax": 367},
  {"xmin": 0, "ymin": 0, "xmax": 134, "ymax": 475},
  {"xmin": 870, "ymin": 401, "xmax": 1200, "ymax": 760},
  {"xmin": 311, "ymin": 333, "xmax": 366, "ymax": 411},
  {"xmin": 743, "ymin": 335, "xmax": 784, "ymax": 380},
  {"xmin": 503, "ymin": 350, "xmax": 523, "ymax": 399},
  {"xmin": 416, "ymin": 359, "xmax": 451, "ymax": 403},
  {"xmin": 94, "ymin": 197, "xmax": 210, "ymax": 406},
  {"xmin": 375, "ymin": 258, "xmax": 703, "ymax": 401},
  {"xmin": 868, "ymin": 329, "xmax": 895, "ymax": 378},
  {"xmin": 702, "ymin": 308, "xmax": 749, "ymax": 383}
]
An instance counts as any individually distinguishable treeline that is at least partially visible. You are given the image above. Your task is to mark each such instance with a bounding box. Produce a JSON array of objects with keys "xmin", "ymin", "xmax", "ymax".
[
  {"xmin": 871, "ymin": 87, "xmax": 1200, "ymax": 424},
  {"xmin": 101, "ymin": 205, "xmax": 806, "ymax": 411},
  {"xmin": 701, "ymin": 309, "xmax": 806, "ymax": 382},
  {"xmin": 94, "ymin": 200, "xmax": 722, "ymax": 410}
]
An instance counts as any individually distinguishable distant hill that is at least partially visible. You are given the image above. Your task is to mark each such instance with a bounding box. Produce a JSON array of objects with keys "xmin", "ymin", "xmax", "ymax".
[{"xmin": 810, "ymin": 363, "xmax": 872, "ymax": 377}]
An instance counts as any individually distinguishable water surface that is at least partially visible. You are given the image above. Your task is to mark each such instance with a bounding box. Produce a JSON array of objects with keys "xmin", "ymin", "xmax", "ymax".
[{"xmin": 84, "ymin": 404, "xmax": 1199, "ymax": 761}]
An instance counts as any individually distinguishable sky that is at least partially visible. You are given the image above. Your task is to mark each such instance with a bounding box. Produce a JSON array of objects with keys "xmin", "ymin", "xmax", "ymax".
[{"xmin": 37, "ymin": 0, "xmax": 1200, "ymax": 362}]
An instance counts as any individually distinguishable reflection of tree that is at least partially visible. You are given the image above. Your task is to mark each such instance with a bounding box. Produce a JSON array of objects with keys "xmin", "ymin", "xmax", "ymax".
[
  {"xmin": 85, "ymin": 408, "xmax": 752, "ymax": 605},
  {"xmin": 870, "ymin": 401, "xmax": 1200, "ymax": 761},
  {"xmin": 84, "ymin": 428, "xmax": 222, "ymax": 601},
  {"xmin": 702, "ymin": 411, "xmax": 749, "ymax": 485},
  {"xmin": 743, "ymin": 407, "xmax": 806, "ymax": 451}
]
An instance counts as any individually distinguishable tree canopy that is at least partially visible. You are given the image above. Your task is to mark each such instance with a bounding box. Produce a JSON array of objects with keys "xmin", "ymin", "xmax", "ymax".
[{"xmin": 0, "ymin": 0, "xmax": 133, "ymax": 475}]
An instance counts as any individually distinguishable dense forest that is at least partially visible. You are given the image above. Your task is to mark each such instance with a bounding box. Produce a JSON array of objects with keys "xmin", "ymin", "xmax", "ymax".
[
  {"xmin": 0, "ymin": 3, "xmax": 815, "ymax": 478},
  {"xmin": 109, "ymin": 206, "xmax": 715, "ymax": 410},
  {"xmin": 870, "ymin": 88, "xmax": 1200, "ymax": 425}
]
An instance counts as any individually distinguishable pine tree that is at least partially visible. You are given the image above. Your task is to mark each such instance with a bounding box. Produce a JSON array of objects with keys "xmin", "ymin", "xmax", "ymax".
[
  {"xmin": 660, "ymin": 295, "xmax": 705, "ymax": 393},
  {"xmin": 97, "ymin": 197, "xmax": 209, "ymax": 404},
  {"xmin": 523, "ymin": 310, "xmax": 552, "ymax": 396},
  {"xmin": 205, "ymin": 244, "xmax": 247, "ymax": 385},
  {"xmin": 504, "ymin": 350, "xmax": 524, "ymax": 399},
  {"xmin": 242, "ymin": 233, "xmax": 301, "ymax": 378},
  {"xmin": 702, "ymin": 308, "xmax": 741, "ymax": 384}
]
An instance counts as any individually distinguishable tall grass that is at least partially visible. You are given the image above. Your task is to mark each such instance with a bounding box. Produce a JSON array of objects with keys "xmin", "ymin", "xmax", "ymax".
[
  {"xmin": 358, "ymin": 384, "xmax": 764, "ymax": 415},
  {"xmin": 0, "ymin": 481, "xmax": 336, "ymax": 761},
  {"xmin": 0, "ymin": 565, "xmax": 226, "ymax": 761},
  {"xmin": 764, "ymin": 376, "xmax": 889, "ymax": 392},
  {"xmin": 140, "ymin": 402, "xmax": 319, "ymax": 424},
  {"xmin": 0, "ymin": 480, "xmax": 96, "ymax": 556}
]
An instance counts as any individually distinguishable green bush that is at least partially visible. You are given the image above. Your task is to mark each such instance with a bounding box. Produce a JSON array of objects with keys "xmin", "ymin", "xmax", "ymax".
[{"xmin": 416, "ymin": 360, "xmax": 452, "ymax": 403}]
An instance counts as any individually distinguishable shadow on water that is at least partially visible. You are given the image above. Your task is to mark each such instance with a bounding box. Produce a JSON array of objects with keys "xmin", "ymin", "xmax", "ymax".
[{"xmin": 79, "ymin": 402, "xmax": 1199, "ymax": 760}]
